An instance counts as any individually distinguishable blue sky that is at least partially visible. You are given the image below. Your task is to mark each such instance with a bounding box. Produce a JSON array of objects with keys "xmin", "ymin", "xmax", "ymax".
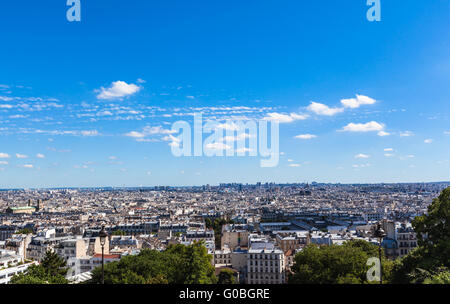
[{"xmin": 0, "ymin": 0, "xmax": 449, "ymax": 188}]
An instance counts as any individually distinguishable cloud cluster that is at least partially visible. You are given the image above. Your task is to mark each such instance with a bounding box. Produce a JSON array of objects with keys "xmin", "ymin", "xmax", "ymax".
[
  {"xmin": 355, "ymin": 153, "xmax": 371, "ymax": 159},
  {"xmin": 294, "ymin": 134, "xmax": 317, "ymax": 140},
  {"xmin": 96, "ymin": 81, "xmax": 141, "ymax": 100},
  {"xmin": 307, "ymin": 102, "xmax": 344, "ymax": 116},
  {"xmin": 307, "ymin": 94, "xmax": 377, "ymax": 116},
  {"xmin": 263, "ymin": 112, "xmax": 309, "ymax": 123},
  {"xmin": 0, "ymin": 153, "xmax": 10, "ymax": 158},
  {"xmin": 341, "ymin": 94, "xmax": 376, "ymax": 109},
  {"xmin": 340, "ymin": 121, "xmax": 387, "ymax": 136},
  {"xmin": 125, "ymin": 125, "xmax": 176, "ymax": 142}
]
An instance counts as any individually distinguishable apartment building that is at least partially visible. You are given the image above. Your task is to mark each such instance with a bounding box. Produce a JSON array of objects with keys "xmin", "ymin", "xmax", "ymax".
[
  {"xmin": 274, "ymin": 231, "xmax": 309, "ymax": 253},
  {"xmin": 67, "ymin": 253, "xmax": 121, "ymax": 277},
  {"xmin": 221, "ymin": 224, "xmax": 250, "ymax": 249},
  {"xmin": 26, "ymin": 236, "xmax": 71, "ymax": 262},
  {"xmin": 396, "ymin": 223, "xmax": 417, "ymax": 257},
  {"xmin": 4, "ymin": 234, "xmax": 32, "ymax": 258},
  {"xmin": 0, "ymin": 249, "xmax": 38, "ymax": 284},
  {"xmin": 247, "ymin": 242, "xmax": 285, "ymax": 284},
  {"xmin": 185, "ymin": 230, "xmax": 215, "ymax": 244},
  {"xmin": 214, "ymin": 247, "xmax": 232, "ymax": 266},
  {"xmin": 381, "ymin": 220, "xmax": 418, "ymax": 259},
  {"xmin": 55, "ymin": 238, "xmax": 87, "ymax": 261}
]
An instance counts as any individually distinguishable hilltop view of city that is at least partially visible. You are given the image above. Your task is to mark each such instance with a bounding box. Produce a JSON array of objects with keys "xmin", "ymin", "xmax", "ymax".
[
  {"xmin": 1, "ymin": 182, "xmax": 449, "ymax": 284},
  {"xmin": 1, "ymin": 0, "xmax": 449, "ymax": 293}
]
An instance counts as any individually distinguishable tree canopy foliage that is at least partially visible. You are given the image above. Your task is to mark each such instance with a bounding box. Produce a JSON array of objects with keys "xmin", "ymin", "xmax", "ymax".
[
  {"xmin": 10, "ymin": 250, "xmax": 69, "ymax": 284},
  {"xmin": 111, "ymin": 230, "xmax": 127, "ymax": 236},
  {"xmin": 391, "ymin": 187, "xmax": 450, "ymax": 283},
  {"xmin": 289, "ymin": 240, "xmax": 393, "ymax": 284},
  {"xmin": 15, "ymin": 228, "xmax": 33, "ymax": 235},
  {"xmin": 217, "ymin": 269, "xmax": 237, "ymax": 284},
  {"xmin": 88, "ymin": 242, "xmax": 217, "ymax": 284}
]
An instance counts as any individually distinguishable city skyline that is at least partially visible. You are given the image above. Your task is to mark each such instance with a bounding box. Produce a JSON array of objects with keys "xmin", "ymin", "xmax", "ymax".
[{"xmin": 1, "ymin": 1, "xmax": 450, "ymax": 188}]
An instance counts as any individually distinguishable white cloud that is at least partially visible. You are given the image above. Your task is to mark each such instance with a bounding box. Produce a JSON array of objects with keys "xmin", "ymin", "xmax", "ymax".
[
  {"xmin": 164, "ymin": 134, "xmax": 182, "ymax": 148},
  {"xmin": 424, "ymin": 139, "xmax": 433, "ymax": 144},
  {"xmin": 0, "ymin": 96, "xmax": 13, "ymax": 101},
  {"xmin": 341, "ymin": 94, "xmax": 376, "ymax": 109},
  {"xmin": 294, "ymin": 134, "xmax": 317, "ymax": 140},
  {"xmin": 137, "ymin": 78, "xmax": 146, "ymax": 84},
  {"xmin": 81, "ymin": 130, "xmax": 99, "ymax": 137},
  {"xmin": 96, "ymin": 110, "xmax": 113, "ymax": 116},
  {"xmin": 109, "ymin": 156, "xmax": 117, "ymax": 160},
  {"xmin": 96, "ymin": 81, "xmax": 141, "ymax": 100},
  {"xmin": 36, "ymin": 153, "xmax": 45, "ymax": 159},
  {"xmin": 340, "ymin": 121, "xmax": 385, "ymax": 133},
  {"xmin": 289, "ymin": 113, "xmax": 309, "ymax": 120},
  {"xmin": 400, "ymin": 131, "xmax": 414, "ymax": 137},
  {"xmin": 263, "ymin": 112, "xmax": 309, "ymax": 123},
  {"xmin": 384, "ymin": 148, "xmax": 394, "ymax": 152},
  {"xmin": 9, "ymin": 114, "xmax": 28, "ymax": 119},
  {"xmin": 355, "ymin": 153, "xmax": 371, "ymax": 159},
  {"xmin": 289, "ymin": 164, "xmax": 301, "ymax": 167},
  {"xmin": 307, "ymin": 102, "xmax": 344, "ymax": 116},
  {"xmin": 377, "ymin": 131, "xmax": 390, "ymax": 137},
  {"xmin": 444, "ymin": 131, "xmax": 450, "ymax": 135},
  {"xmin": 125, "ymin": 131, "xmax": 146, "ymax": 138},
  {"xmin": 384, "ymin": 153, "xmax": 395, "ymax": 157},
  {"xmin": 0, "ymin": 161, "xmax": 8, "ymax": 165},
  {"xmin": 125, "ymin": 126, "xmax": 175, "ymax": 140},
  {"xmin": 19, "ymin": 164, "xmax": 34, "ymax": 169},
  {"xmin": 143, "ymin": 126, "xmax": 175, "ymax": 135},
  {"xmin": 352, "ymin": 163, "xmax": 371, "ymax": 168},
  {"xmin": 0, "ymin": 153, "xmax": 10, "ymax": 158},
  {"xmin": 16, "ymin": 153, "xmax": 28, "ymax": 159}
]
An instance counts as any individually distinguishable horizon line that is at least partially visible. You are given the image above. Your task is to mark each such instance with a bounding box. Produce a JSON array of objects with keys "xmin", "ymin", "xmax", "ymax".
[{"xmin": 1, "ymin": 181, "xmax": 449, "ymax": 191}]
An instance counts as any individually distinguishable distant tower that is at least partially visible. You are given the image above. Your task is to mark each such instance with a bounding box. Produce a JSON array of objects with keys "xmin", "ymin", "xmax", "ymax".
[
  {"xmin": 28, "ymin": 199, "xmax": 32, "ymax": 207},
  {"xmin": 37, "ymin": 199, "xmax": 41, "ymax": 211}
]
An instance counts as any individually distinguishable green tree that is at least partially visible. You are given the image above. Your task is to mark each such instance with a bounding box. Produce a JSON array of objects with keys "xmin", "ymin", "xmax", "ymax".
[
  {"xmin": 217, "ymin": 269, "xmax": 237, "ymax": 284},
  {"xmin": 40, "ymin": 250, "xmax": 69, "ymax": 277},
  {"xmin": 289, "ymin": 240, "xmax": 393, "ymax": 284},
  {"xmin": 391, "ymin": 187, "xmax": 450, "ymax": 283},
  {"xmin": 10, "ymin": 251, "xmax": 69, "ymax": 284},
  {"xmin": 424, "ymin": 269, "xmax": 450, "ymax": 284},
  {"xmin": 88, "ymin": 242, "xmax": 217, "ymax": 284},
  {"xmin": 15, "ymin": 228, "xmax": 33, "ymax": 235},
  {"xmin": 413, "ymin": 187, "xmax": 450, "ymax": 248},
  {"xmin": 111, "ymin": 230, "xmax": 126, "ymax": 236}
]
